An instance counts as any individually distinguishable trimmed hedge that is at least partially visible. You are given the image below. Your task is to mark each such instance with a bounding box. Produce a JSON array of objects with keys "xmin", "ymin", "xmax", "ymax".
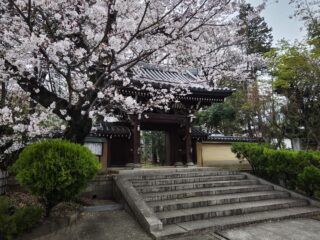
[
  {"xmin": 0, "ymin": 196, "xmax": 42, "ymax": 240},
  {"xmin": 11, "ymin": 139, "xmax": 101, "ymax": 214},
  {"xmin": 231, "ymin": 143, "xmax": 320, "ymax": 197}
]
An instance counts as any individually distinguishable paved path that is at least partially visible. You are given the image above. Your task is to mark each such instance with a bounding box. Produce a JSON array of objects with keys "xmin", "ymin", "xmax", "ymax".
[
  {"xmin": 219, "ymin": 219, "xmax": 320, "ymax": 240},
  {"xmin": 33, "ymin": 210, "xmax": 220, "ymax": 240},
  {"xmin": 34, "ymin": 211, "xmax": 152, "ymax": 240},
  {"xmin": 30, "ymin": 210, "xmax": 320, "ymax": 240}
]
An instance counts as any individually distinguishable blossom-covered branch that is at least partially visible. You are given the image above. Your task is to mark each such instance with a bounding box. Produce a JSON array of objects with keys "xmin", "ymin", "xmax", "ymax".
[{"xmin": 0, "ymin": 0, "xmax": 265, "ymax": 146}]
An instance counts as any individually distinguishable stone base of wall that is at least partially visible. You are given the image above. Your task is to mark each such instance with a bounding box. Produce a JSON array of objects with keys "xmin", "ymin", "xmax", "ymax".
[
  {"xmin": 7, "ymin": 173, "xmax": 115, "ymax": 201},
  {"xmin": 81, "ymin": 174, "xmax": 114, "ymax": 200}
]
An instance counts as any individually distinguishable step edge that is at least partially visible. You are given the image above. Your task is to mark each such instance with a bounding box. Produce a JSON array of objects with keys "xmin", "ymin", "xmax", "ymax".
[
  {"xmin": 158, "ymin": 198, "xmax": 308, "ymax": 220},
  {"xmin": 151, "ymin": 208, "xmax": 320, "ymax": 239},
  {"xmin": 150, "ymin": 192, "xmax": 291, "ymax": 209},
  {"xmin": 142, "ymin": 185, "xmax": 274, "ymax": 198},
  {"xmin": 136, "ymin": 179, "xmax": 258, "ymax": 190},
  {"xmin": 149, "ymin": 191, "xmax": 289, "ymax": 206}
]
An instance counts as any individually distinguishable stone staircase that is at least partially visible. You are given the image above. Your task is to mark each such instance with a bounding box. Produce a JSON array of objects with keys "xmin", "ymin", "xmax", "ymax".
[{"xmin": 114, "ymin": 168, "xmax": 320, "ymax": 239}]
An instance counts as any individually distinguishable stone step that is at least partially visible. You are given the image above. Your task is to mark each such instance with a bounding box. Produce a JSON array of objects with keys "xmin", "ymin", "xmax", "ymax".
[
  {"xmin": 149, "ymin": 191, "xmax": 290, "ymax": 212},
  {"xmin": 131, "ymin": 174, "xmax": 247, "ymax": 187},
  {"xmin": 82, "ymin": 204, "xmax": 123, "ymax": 212},
  {"xmin": 136, "ymin": 179, "xmax": 259, "ymax": 194},
  {"xmin": 158, "ymin": 198, "xmax": 307, "ymax": 225},
  {"xmin": 152, "ymin": 206, "xmax": 320, "ymax": 239},
  {"xmin": 130, "ymin": 170, "xmax": 238, "ymax": 181},
  {"xmin": 143, "ymin": 184, "xmax": 274, "ymax": 202}
]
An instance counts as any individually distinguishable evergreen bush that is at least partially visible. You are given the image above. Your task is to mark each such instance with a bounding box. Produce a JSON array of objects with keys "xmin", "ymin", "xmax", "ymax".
[
  {"xmin": 0, "ymin": 196, "xmax": 42, "ymax": 240},
  {"xmin": 298, "ymin": 166, "xmax": 320, "ymax": 197},
  {"xmin": 11, "ymin": 139, "xmax": 100, "ymax": 214},
  {"xmin": 232, "ymin": 143, "xmax": 320, "ymax": 197}
]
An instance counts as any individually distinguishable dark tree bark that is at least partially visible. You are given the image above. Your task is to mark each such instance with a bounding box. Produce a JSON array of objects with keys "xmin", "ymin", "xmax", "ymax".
[
  {"xmin": 1, "ymin": 82, "xmax": 6, "ymax": 108},
  {"xmin": 64, "ymin": 116, "xmax": 92, "ymax": 144}
]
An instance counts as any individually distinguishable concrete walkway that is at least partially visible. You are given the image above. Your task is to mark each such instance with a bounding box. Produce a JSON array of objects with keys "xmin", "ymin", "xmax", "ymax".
[
  {"xmin": 32, "ymin": 210, "xmax": 221, "ymax": 240},
  {"xmin": 219, "ymin": 219, "xmax": 320, "ymax": 240},
  {"xmin": 31, "ymin": 210, "xmax": 320, "ymax": 240},
  {"xmin": 34, "ymin": 210, "xmax": 152, "ymax": 240}
]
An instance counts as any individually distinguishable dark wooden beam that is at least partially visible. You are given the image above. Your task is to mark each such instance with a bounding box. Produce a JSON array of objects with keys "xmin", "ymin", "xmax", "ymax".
[
  {"xmin": 165, "ymin": 131, "xmax": 171, "ymax": 165},
  {"xmin": 185, "ymin": 116, "xmax": 193, "ymax": 166},
  {"xmin": 171, "ymin": 127, "xmax": 183, "ymax": 166},
  {"xmin": 141, "ymin": 113, "xmax": 186, "ymax": 124},
  {"xmin": 132, "ymin": 118, "xmax": 141, "ymax": 165}
]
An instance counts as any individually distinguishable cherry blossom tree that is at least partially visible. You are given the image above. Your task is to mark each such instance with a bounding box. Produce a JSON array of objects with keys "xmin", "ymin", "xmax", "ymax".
[
  {"xmin": 289, "ymin": 0, "xmax": 320, "ymax": 48},
  {"xmin": 289, "ymin": 0, "xmax": 319, "ymax": 23},
  {"xmin": 0, "ymin": 0, "xmax": 265, "ymax": 150}
]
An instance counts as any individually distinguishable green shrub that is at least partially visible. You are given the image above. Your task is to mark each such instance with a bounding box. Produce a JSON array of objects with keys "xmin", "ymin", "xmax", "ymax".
[
  {"xmin": 11, "ymin": 139, "xmax": 100, "ymax": 214},
  {"xmin": 232, "ymin": 142, "xmax": 320, "ymax": 197},
  {"xmin": 14, "ymin": 205, "xmax": 43, "ymax": 234},
  {"xmin": 0, "ymin": 196, "xmax": 42, "ymax": 240},
  {"xmin": 231, "ymin": 143, "xmax": 269, "ymax": 176},
  {"xmin": 298, "ymin": 166, "xmax": 320, "ymax": 197}
]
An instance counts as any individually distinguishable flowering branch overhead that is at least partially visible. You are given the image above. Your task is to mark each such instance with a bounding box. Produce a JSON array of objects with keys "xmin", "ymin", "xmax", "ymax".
[{"xmin": 0, "ymin": 0, "xmax": 265, "ymax": 147}]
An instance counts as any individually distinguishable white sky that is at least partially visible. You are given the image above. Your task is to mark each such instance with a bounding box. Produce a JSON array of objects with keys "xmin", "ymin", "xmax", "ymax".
[{"xmin": 246, "ymin": 0, "xmax": 307, "ymax": 45}]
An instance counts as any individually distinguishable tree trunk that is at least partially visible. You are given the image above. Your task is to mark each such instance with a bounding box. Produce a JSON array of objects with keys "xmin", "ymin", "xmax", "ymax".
[
  {"xmin": 1, "ymin": 81, "xmax": 6, "ymax": 108},
  {"xmin": 64, "ymin": 116, "xmax": 92, "ymax": 144},
  {"xmin": 247, "ymin": 118, "xmax": 254, "ymax": 137}
]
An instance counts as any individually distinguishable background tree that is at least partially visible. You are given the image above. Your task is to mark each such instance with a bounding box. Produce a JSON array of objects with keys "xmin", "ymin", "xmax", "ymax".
[
  {"xmin": 237, "ymin": 3, "xmax": 273, "ymax": 138},
  {"xmin": 238, "ymin": 3, "xmax": 273, "ymax": 55},
  {"xmin": 269, "ymin": 41, "xmax": 320, "ymax": 149},
  {"xmin": 141, "ymin": 131, "xmax": 165, "ymax": 165},
  {"xmin": 198, "ymin": 2, "xmax": 273, "ymax": 138},
  {"xmin": 290, "ymin": 0, "xmax": 319, "ymax": 36},
  {"xmin": 195, "ymin": 103, "xmax": 236, "ymax": 135}
]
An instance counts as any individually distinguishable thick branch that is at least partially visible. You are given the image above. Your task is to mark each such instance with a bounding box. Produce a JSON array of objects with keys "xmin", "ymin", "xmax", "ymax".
[
  {"xmin": 1, "ymin": 82, "xmax": 6, "ymax": 108},
  {"xmin": 18, "ymin": 77, "xmax": 70, "ymax": 119}
]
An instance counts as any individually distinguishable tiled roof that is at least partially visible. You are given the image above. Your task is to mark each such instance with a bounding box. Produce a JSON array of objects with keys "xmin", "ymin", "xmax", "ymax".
[
  {"xmin": 207, "ymin": 135, "xmax": 261, "ymax": 143},
  {"xmin": 90, "ymin": 123, "xmax": 131, "ymax": 138},
  {"xmin": 131, "ymin": 63, "xmax": 233, "ymax": 93},
  {"xmin": 132, "ymin": 63, "xmax": 200, "ymax": 86},
  {"xmin": 191, "ymin": 127, "xmax": 209, "ymax": 140}
]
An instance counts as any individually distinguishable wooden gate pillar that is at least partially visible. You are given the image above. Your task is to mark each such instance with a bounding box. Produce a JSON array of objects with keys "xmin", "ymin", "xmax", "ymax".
[
  {"xmin": 126, "ymin": 115, "xmax": 141, "ymax": 168},
  {"xmin": 165, "ymin": 131, "xmax": 171, "ymax": 165},
  {"xmin": 185, "ymin": 116, "xmax": 194, "ymax": 166},
  {"xmin": 172, "ymin": 127, "xmax": 183, "ymax": 167}
]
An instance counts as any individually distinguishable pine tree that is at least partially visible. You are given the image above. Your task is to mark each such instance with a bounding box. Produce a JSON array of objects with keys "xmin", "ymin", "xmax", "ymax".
[
  {"xmin": 239, "ymin": 3, "xmax": 273, "ymax": 56},
  {"xmin": 237, "ymin": 3, "xmax": 273, "ymax": 137}
]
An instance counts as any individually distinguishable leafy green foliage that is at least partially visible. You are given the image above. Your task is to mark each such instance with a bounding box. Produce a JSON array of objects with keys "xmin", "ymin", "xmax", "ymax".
[
  {"xmin": 307, "ymin": 18, "xmax": 320, "ymax": 51},
  {"xmin": 232, "ymin": 143, "xmax": 320, "ymax": 196},
  {"xmin": 11, "ymin": 139, "xmax": 100, "ymax": 213},
  {"xmin": 0, "ymin": 196, "xmax": 42, "ymax": 240},
  {"xmin": 141, "ymin": 131, "xmax": 166, "ymax": 165},
  {"xmin": 268, "ymin": 41, "xmax": 320, "ymax": 149},
  {"xmin": 298, "ymin": 166, "xmax": 320, "ymax": 197},
  {"xmin": 231, "ymin": 143, "xmax": 272, "ymax": 176},
  {"xmin": 195, "ymin": 103, "xmax": 236, "ymax": 134}
]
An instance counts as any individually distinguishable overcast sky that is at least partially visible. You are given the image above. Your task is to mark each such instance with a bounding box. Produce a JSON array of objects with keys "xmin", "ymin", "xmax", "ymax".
[{"xmin": 246, "ymin": 0, "xmax": 306, "ymax": 45}]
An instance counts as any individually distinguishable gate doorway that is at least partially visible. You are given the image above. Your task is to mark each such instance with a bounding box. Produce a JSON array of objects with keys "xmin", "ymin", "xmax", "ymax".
[
  {"xmin": 141, "ymin": 131, "xmax": 166, "ymax": 167},
  {"xmin": 140, "ymin": 121, "xmax": 186, "ymax": 166}
]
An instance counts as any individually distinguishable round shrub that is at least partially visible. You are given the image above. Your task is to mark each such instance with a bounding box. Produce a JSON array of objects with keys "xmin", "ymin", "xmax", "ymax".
[{"xmin": 11, "ymin": 139, "xmax": 100, "ymax": 213}]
